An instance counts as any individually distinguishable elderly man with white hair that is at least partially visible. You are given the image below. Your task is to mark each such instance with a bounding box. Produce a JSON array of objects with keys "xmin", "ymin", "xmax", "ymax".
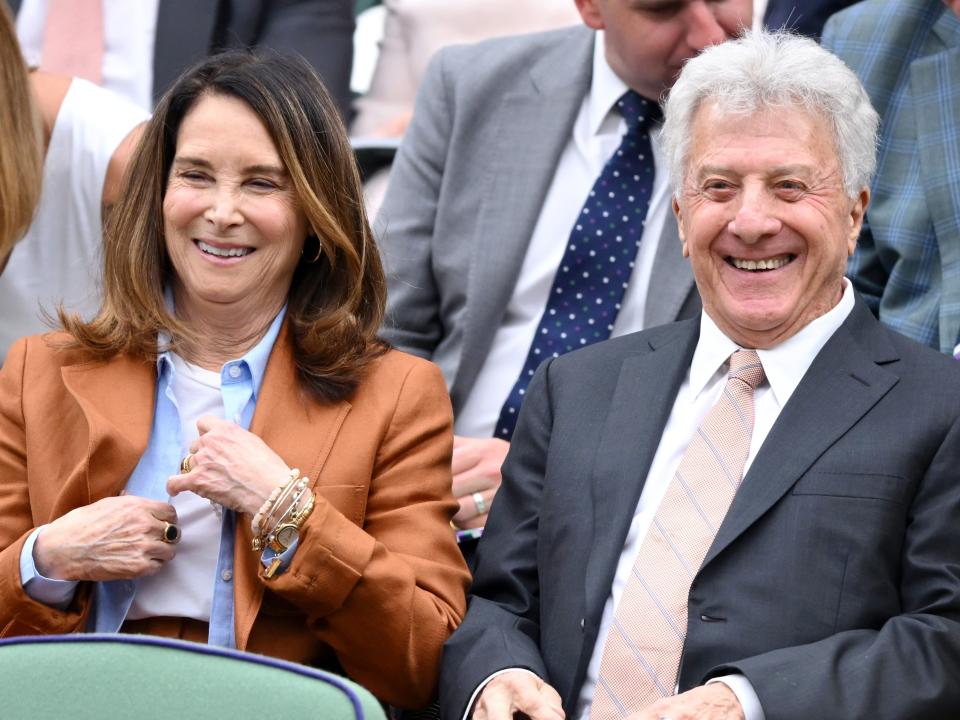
[{"xmin": 439, "ymin": 29, "xmax": 960, "ymax": 720}]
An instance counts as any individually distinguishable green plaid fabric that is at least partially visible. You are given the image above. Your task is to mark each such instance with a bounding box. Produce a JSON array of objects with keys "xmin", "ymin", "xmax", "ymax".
[{"xmin": 822, "ymin": 0, "xmax": 960, "ymax": 354}]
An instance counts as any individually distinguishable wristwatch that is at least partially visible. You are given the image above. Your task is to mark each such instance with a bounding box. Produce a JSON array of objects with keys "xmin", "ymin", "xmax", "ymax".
[
  {"xmin": 266, "ymin": 493, "xmax": 316, "ymax": 553},
  {"xmin": 268, "ymin": 522, "xmax": 300, "ymax": 553}
]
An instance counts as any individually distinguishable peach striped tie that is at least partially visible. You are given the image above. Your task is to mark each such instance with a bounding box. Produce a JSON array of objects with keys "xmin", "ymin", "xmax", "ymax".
[
  {"xmin": 40, "ymin": 0, "xmax": 104, "ymax": 84},
  {"xmin": 590, "ymin": 349, "xmax": 765, "ymax": 719}
]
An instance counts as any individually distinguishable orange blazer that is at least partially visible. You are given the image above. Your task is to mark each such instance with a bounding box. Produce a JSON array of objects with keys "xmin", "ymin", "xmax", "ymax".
[{"xmin": 0, "ymin": 328, "xmax": 470, "ymax": 709}]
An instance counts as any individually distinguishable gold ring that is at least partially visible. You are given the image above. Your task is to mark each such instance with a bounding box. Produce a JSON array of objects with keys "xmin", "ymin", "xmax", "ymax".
[
  {"xmin": 180, "ymin": 453, "xmax": 193, "ymax": 474},
  {"xmin": 472, "ymin": 491, "xmax": 487, "ymax": 516},
  {"xmin": 161, "ymin": 522, "xmax": 181, "ymax": 544}
]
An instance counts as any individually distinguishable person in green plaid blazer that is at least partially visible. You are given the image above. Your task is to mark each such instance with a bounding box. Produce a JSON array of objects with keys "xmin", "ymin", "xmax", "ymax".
[{"xmin": 822, "ymin": 0, "xmax": 960, "ymax": 355}]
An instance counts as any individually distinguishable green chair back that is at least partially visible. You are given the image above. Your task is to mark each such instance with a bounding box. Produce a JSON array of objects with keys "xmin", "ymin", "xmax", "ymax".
[{"xmin": 0, "ymin": 633, "xmax": 387, "ymax": 720}]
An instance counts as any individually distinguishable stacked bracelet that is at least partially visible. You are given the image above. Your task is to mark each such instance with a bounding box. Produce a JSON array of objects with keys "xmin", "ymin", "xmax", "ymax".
[
  {"xmin": 251, "ymin": 468, "xmax": 316, "ymax": 553},
  {"xmin": 265, "ymin": 489, "xmax": 316, "ymax": 554},
  {"xmin": 252, "ymin": 468, "xmax": 302, "ymax": 551}
]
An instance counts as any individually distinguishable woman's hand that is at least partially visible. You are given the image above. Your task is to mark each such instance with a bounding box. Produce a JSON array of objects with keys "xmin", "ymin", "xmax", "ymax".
[
  {"xmin": 167, "ymin": 415, "xmax": 291, "ymax": 516},
  {"xmin": 32, "ymin": 496, "xmax": 178, "ymax": 581}
]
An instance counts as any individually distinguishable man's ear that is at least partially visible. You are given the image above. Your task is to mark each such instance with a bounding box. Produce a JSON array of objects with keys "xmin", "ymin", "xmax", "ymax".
[
  {"xmin": 574, "ymin": 0, "xmax": 605, "ymax": 30},
  {"xmin": 847, "ymin": 187, "xmax": 870, "ymax": 256},
  {"xmin": 673, "ymin": 196, "xmax": 690, "ymax": 257}
]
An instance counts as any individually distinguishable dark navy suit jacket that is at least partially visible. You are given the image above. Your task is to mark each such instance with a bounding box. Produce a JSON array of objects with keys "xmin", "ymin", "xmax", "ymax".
[{"xmin": 442, "ymin": 297, "xmax": 960, "ymax": 719}]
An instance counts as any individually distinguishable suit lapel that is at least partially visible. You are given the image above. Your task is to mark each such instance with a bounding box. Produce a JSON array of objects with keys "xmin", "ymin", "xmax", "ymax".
[
  {"xmin": 60, "ymin": 354, "xmax": 155, "ymax": 510},
  {"xmin": 233, "ymin": 325, "xmax": 351, "ymax": 650},
  {"xmin": 704, "ymin": 302, "xmax": 900, "ymax": 567},
  {"xmin": 453, "ymin": 29, "xmax": 595, "ymax": 405},
  {"xmin": 910, "ymin": 12, "xmax": 960, "ymax": 353}
]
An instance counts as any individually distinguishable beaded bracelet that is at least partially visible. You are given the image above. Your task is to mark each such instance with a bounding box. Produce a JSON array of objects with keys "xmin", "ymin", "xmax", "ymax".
[
  {"xmin": 261, "ymin": 478, "xmax": 302, "ymax": 532},
  {"xmin": 251, "ymin": 468, "xmax": 301, "ymax": 551}
]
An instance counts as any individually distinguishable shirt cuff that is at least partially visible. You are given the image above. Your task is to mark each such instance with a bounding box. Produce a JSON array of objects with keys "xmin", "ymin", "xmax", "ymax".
[
  {"xmin": 463, "ymin": 668, "xmax": 541, "ymax": 720},
  {"xmin": 260, "ymin": 537, "xmax": 299, "ymax": 576},
  {"xmin": 708, "ymin": 674, "xmax": 765, "ymax": 720},
  {"xmin": 19, "ymin": 526, "xmax": 79, "ymax": 609}
]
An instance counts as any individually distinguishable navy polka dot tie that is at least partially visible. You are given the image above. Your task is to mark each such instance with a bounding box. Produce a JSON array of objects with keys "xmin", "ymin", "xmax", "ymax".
[{"xmin": 496, "ymin": 91, "xmax": 662, "ymax": 440}]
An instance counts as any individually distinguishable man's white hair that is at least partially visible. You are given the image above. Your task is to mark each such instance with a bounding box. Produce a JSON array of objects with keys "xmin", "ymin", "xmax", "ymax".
[{"xmin": 661, "ymin": 29, "xmax": 879, "ymax": 199}]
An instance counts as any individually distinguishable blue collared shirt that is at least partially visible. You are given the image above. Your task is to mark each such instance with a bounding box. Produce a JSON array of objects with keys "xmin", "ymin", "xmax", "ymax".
[{"xmin": 21, "ymin": 309, "xmax": 285, "ymax": 647}]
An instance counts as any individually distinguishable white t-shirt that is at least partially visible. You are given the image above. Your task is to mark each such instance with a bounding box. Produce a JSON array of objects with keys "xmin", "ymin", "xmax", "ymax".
[
  {"xmin": 127, "ymin": 354, "xmax": 224, "ymax": 623},
  {"xmin": 0, "ymin": 78, "xmax": 147, "ymax": 363}
]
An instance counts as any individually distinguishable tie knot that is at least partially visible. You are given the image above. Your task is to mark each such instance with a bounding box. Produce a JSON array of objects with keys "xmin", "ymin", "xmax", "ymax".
[
  {"xmin": 727, "ymin": 349, "xmax": 765, "ymax": 390},
  {"xmin": 617, "ymin": 90, "xmax": 662, "ymax": 134}
]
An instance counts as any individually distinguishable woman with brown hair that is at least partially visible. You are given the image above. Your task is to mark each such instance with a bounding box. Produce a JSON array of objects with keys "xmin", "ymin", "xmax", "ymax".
[
  {"xmin": 0, "ymin": 3, "xmax": 146, "ymax": 360},
  {"xmin": 0, "ymin": 51, "xmax": 469, "ymax": 709}
]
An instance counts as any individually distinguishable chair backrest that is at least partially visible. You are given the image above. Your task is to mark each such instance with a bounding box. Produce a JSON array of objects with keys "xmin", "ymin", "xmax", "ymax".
[{"xmin": 0, "ymin": 633, "xmax": 387, "ymax": 720}]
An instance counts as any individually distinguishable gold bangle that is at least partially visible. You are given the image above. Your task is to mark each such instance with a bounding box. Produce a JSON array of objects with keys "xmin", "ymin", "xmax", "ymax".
[
  {"xmin": 251, "ymin": 468, "xmax": 301, "ymax": 551},
  {"xmin": 261, "ymin": 477, "xmax": 307, "ymax": 537},
  {"xmin": 265, "ymin": 492, "xmax": 316, "ymax": 553}
]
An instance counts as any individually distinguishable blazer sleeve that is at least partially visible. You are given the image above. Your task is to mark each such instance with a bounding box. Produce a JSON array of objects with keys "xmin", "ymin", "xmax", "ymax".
[
  {"xmin": 438, "ymin": 360, "xmax": 557, "ymax": 718},
  {"xmin": 261, "ymin": 358, "xmax": 470, "ymax": 709},
  {"xmin": 0, "ymin": 339, "xmax": 91, "ymax": 636},
  {"xmin": 375, "ymin": 48, "xmax": 455, "ymax": 359},
  {"xmin": 713, "ymin": 412, "xmax": 960, "ymax": 719},
  {"xmin": 256, "ymin": 0, "xmax": 355, "ymax": 122}
]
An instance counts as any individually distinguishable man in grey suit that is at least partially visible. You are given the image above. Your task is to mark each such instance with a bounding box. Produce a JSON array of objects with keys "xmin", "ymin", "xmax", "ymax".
[
  {"xmin": 442, "ymin": 30, "xmax": 960, "ymax": 720},
  {"xmin": 377, "ymin": 0, "xmax": 753, "ymax": 536}
]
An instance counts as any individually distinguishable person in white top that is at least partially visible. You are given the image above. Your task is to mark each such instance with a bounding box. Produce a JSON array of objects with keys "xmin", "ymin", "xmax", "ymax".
[
  {"xmin": 441, "ymin": 30, "xmax": 960, "ymax": 720},
  {"xmin": 377, "ymin": 0, "xmax": 754, "ymax": 547},
  {"xmin": 0, "ymin": 3, "xmax": 147, "ymax": 363},
  {"xmin": 9, "ymin": 0, "xmax": 355, "ymax": 118}
]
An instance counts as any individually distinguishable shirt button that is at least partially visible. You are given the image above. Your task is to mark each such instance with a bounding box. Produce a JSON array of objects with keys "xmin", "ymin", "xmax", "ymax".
[
  {"xmin": 233, "ymin": 414, "xmax": 242, "ymax": 424},
  {"xmin": 221, "ymin": 570, "xmax": 233, "ymax": 582},
  {"xmin": 228, "ymin": 365, "xmax": 242, "ymax": 378}
]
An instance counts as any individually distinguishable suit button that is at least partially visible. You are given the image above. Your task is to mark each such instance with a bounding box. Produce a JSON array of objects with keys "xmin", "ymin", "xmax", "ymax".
[
  {"xmin": 700, "ymin": 614, "xmax": 725, "ymax": 623},
  {"xmin": 580, "ymin": 618, "xmax": 585, "ymax": 630}
]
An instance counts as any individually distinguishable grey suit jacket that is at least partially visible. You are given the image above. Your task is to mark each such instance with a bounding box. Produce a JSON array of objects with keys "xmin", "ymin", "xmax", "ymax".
[
  {"xmin": 441, "ymin": 298, "xmax": 960, "ymax": 719},
  {"xmin": 376, "ymin": 26, "xmax": 699, "ymax": 416},
  {"xmin": 7, "ymin": 0, "xmax": 355, "ymax": 119}
]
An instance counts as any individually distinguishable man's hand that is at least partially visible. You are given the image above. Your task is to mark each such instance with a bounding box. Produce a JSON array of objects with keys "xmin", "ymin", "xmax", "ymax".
[
  {"xmin": 474, "ymin": 671, "xmax": 565, "ymax": 720},
  {"xmin": 631, "ymin": 683, "xmax": 744, "ymax": 720},
  {"xmin": 33, "ymin": 496, "xmax": 178, "ymax": 581},
  {"xmin": 451, "ymin": 436, "xmax": 510, "ymax": 529}
]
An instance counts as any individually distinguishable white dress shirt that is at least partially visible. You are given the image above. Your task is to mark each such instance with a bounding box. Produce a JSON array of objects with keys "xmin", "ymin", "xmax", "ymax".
[
  {"xmin": 16, "ymin": 0, "xmax": 159, "ymax": 111},
  {"xmin": 454, "ymin": 31, "xmax": 671, "ymax": 438},
  {"xmin": 467, "ymin": 281, "xmax": 856, "ymax": 719}
]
